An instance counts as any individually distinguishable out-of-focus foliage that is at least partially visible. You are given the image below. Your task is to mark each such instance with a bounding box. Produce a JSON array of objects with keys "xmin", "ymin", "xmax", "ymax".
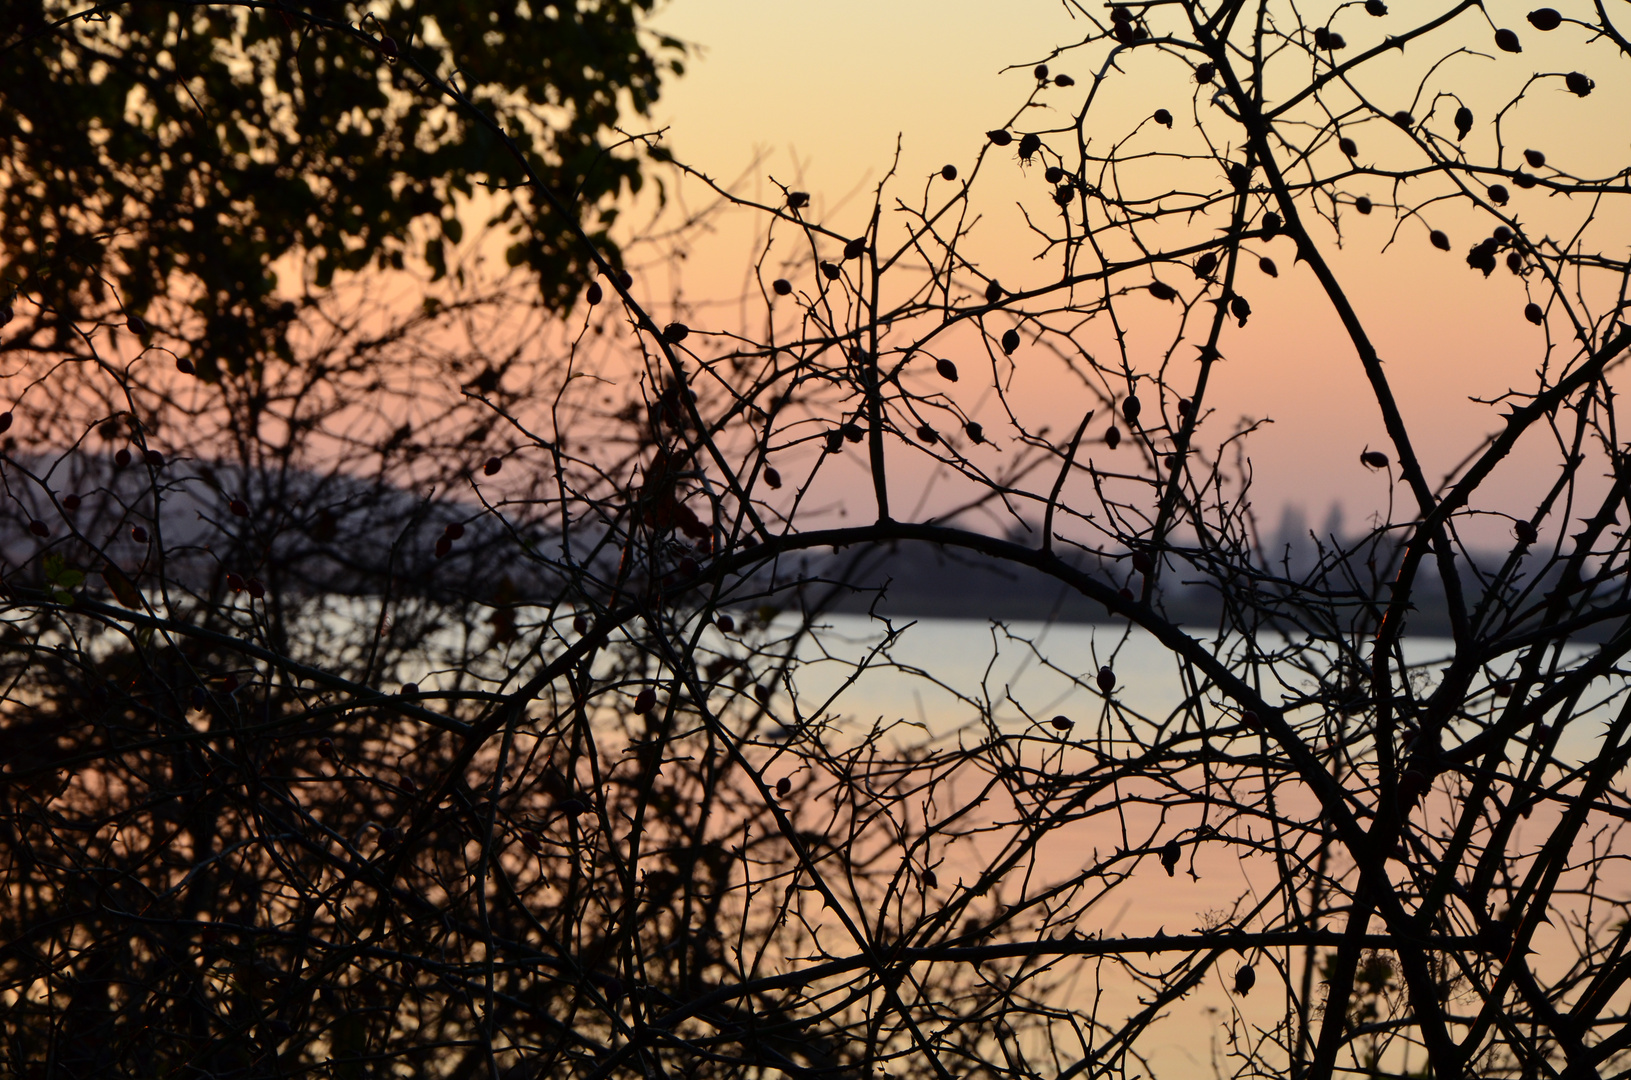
[{"xmin": 0, "ymin": 0, "xmax": 682, "ymax": 376}]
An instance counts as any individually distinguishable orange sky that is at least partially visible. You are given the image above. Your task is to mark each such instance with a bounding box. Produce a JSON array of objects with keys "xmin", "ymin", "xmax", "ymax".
[{"xmin": 629, "ymin": 0, "xmax": 1630, "ymax": 547}]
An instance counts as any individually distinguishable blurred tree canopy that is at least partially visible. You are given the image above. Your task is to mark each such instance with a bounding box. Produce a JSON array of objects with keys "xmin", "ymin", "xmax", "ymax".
[{"xmin": 0, "ymin": 0, "xmax": 682, "ymax": 376}]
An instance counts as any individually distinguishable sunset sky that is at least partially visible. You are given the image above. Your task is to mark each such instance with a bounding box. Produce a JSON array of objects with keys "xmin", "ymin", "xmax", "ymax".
[{"xmin": 636, "ymin": 0, "xmax": 1630, "ymax": 547}]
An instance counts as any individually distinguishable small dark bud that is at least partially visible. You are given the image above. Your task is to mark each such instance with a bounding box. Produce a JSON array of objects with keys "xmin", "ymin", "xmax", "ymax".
[
  {"xmin": 1506, "ymin": 252, "xmax": 1523, "ymax": 274},
  {"xmin": 754, "ymin": 683, "xmax": 772, "ymax": 704},
  {"xmin": 617, "ymin": 270, "xmax": 633, "ymax": 288},
  {"xmin": 573, "ymin": 613, "xmax": 590, "ymax": 634},
  {"xmin": 1454, "ymin": 105, "xmax": 1474, "ymax": 140},
  {"xmin": 1131, "ymin": 550, "xmax": 1154, "ymax": 574},
  {"xmin": 226, "ymin": 572, "xmax": 244, "ymax": 592},
  {"xmin": 826, "ymin": 429, "xmax": 845, "ymax": 453},
  {"xmin": 378, "ymin": 34, "xmax": 398, "ymax": 59},
  {"xmin": 1054, "ymin": 185, "xmax": 1074, "ymax": 206},
  {"xmin": 401, "ymin": 682, "xmax": 419, "ymax": 698},
  {"xmin": 145, "ymin": 449, "xmax": 164, "ymax": 467},
  {"xmin": 63, "ymin": 493, "xmax": 80, "ymax": 510},
  {"xmin": 434, "ymin": 536, "xmax": 452, "ymax": 559},
  {"xmin": 1228, "ymin": 162, "xmax": 1250, "ymax": 188},
  {"xmin": 1493, "ymin": 226, "xmax": 1513, "ymax": 242},
  {"xmin": 1177, "ymin": 398, "xmax": 1193, "ymax": 417}
]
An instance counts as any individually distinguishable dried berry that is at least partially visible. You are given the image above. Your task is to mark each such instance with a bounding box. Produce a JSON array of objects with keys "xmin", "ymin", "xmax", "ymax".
[
  {"xmin": 1366, "ymin": 0, "xmax": 1387, "ymax": 14},
  {"xmin": 1054, "ymin": 185, "xmax": 1074, "ymax": 206},
  {"xmin": 1259, "ymin": 256, "xmax": 1278, "ymax": 277},
  {"xmin": 1132, "ymin": 550, "xmax": 1154, "ymax": 574},
  {"xmin": 1467, "ymin": 239, "xmax": 1499, "ymax": 276},
  {"xmin": 246, "ymin": 578, "xmax": 265, "ymax": 600},
  {"xmin": 716, "ymin": 613, "xmax": 736, "ymax": 633},
  {"xmin": 229, "ymin": 498, "xmax": 249, "ymax": 517},
  {"xmin": 484, "ymin": 456, "xmax": 502, "ymax": 476},
  {"xmin": 936, "ymin": 358, "xmax": 959, "ymax": 381},
  {"xmin": 985, "ymin": 280, "xmax": 1004, "ymax": 303},
  {"xmin": 844, "ymin": 237, "xmax": 867, "ymax": 260},
  {"xmin": 1506, "ymin": 252, "xmax": 1523, "ymax": 274},
  {"xmin": 661, "ymin": 322, "xmax": 690, "ymax": 344},
  {"xmin": 1154, "ymin": 108, "xmax": 1173, "ymax": 128},
  {"xmin": 1228, "ymin": 162, "xmax": 1250, "ymax": 188},
  {"xmin": 402, "ymin": 682, "xmax": 420, "ymax": 698},
  {"xmin": 573, "ymin": 613, "xmax": 590, "ymax": 634},
  {"xmin": 1194, "ymin": 252, "xmax": 1218, "ymax": 278},
  {"xmin": 1261, "ymin": 211, "xmax": 1282, "ymax": 237},
  {"xmin": 986, "ymin": 129, "xmax": 1013, "ymax": 147},
  {"xmin": 377, "ymin": 34, "xmax": 398, "ymax": 59},
  {"xmin": 1149, "ymin": 281, "xmax": 1178, "ymax": 301},
  {"xmin": 1527, "ymin": 8, "xmax": 1561, "ymax": 30},
  {"xmin": 1393, "ymin": 110, "xmax": 1414, "ymax": 128},
  {"xmin": 1495, "ymin": 28, "xmax": 1522, "ymax": 52},
  {"xmin": 1054, "ymin": 74, "xmax": 1075, "ymax": 87},
  {"xmin": 821, "ymin": 262, "xmax": 842, "ymax": 281},
  {"xmin": 176, "ymin": 357, "xmax": 196, "ymax": 375},
  {"xmin": 1160, "ymin": 839, "xmax": 1181, "ymax": 876},
  {"xmin": 842, "ymin": 423, "xmax": 865, "ymax": 443},
  {"xmin": 126, "ymin": 314, "xmax": 148, "ymax": 336},
  {"xmin": 1339, "ymin": 136, "xmax": 1358, "ymax": 157},
  {"xmin": 634, "ymin": 688, "xmax": 657, "ymax": 714},
  {"xmin": 826, "ymin": 429, "xmax": 845, "ymax": 453},
  {"xmin": 754, "ymin": 683, "xmax": 772, "ymax": 704},
  {"xmin": 763, "ymin": 466, "xmax": 783, "ymax": 489},
  {"xmin": 1524, "ymin": 302, "xmax": 1544, "ymax": 325},
  {"xmin": 1050, "ymin": 715, "xmax": 1074, "ymax": 731},
  {"xmin": 1430, "ymin": 230, "xmax": 1451, "ymax": 251},
  {"xmin": 444, "ymin": 521, "xmax": 465, "ymax": 540},
  {"xmin": 1194, "ymin": 62, "xmax": 1215, "ymax": 84},
  {"xmin": 1524, "ymin": 148, "xmax": 1546, "ymax": 168},
  {"xmin": 940, "ymin": 164, "xmax": 958, "ymax": 182},
  {"xmin": 226, "ymin": 572, "xmax": 244, "ymax": 592},
  {"xmin": 131, "ymin": 525, "xmax": 148, "ymax": 543},
  {"xmin": 1123, "ymin": 395, "xmax": 1142, "ymax": 423},
  {"xmin": 965, "ymin": 421, "xmax": 985, "ymax": 443},
  {"xmin": 1118, "ymin": 586, "xmax": 1135, "ymax": 602},
  {"xmin": 1001, "ymin": 328, "xmax": 1021, "ymax": 354},
  {"xmin": 1231, "ymin": 295, "xmax": 1251, "ymax": 326},
  {"xmin": 617, "ymin": 270, "xmax": 634, "ymax": 288},
  {"xmin": 434, "ymin": 536, "xmax": 452, "ymax": 558},
  {"xmin": 1177, "ymin": 398, "xmax": 1193, "ymax": 417},
  {"xmin": 1018, "ymin": 132, "xmax": 1042, "ymax": 160},
  {"xmin": 145, "ymin": 449, "xmax": 164, "ymax": 467},
  {"xmin": 63, "ymin": 494, "xmax": 80, "ymax": 510},
  {"xmin": 1242, "ymin": 709, "xmax": 1260, "ymax": 729},
  {"xmin": 318, "ymin": 738, "xmax": 335, "ymax": 760},
  {"xmin": 1487, "ymin": 183, "xmax": 1509, "ymax": 205},
  {"xmin": 1493, "ymin": 226, "xmax": 1513, "ymax": 242},
  {"xmin": 1361, "ymin": 449, "xmax": 1389, "ymax": 469},
  {"xmin": 115, "ymin": 448, "xmax": 132, "ymax": 468},
  {"xmin": 28, "ymin": 520, "xmax": 48, "ymax": 537},
  {"xmin": 1104, "ymin": 425, "xmax": 1121, "ymax": 449},
  {"xmin": 1044, "ymin": 165, "xmax": 1065, "ymax": 184},
  {"xmin": 0, "ymin": 411, "xmax": 10, "ymax": 434},
  {"xmin": 772, "ymin": 279, "xmax": 794, "ymax": 298},
  {"xmin": 585, "ymin": 281, "xmax": 604, "ymax": 306},
  {"xmin": 776, "ymin": 776, "xmax": 792, "ymax": 797},
  {"xmin": 1512, "ymin": 171, "xmax": 1537, "ymax": 189},
  {"xmin": 1096, "ymin": 666, "xmax": 1117, "ymax": 693},
  {"xmin": 787, "ymin": 191, "xmax": 810, "ymax": 209},
  {"xmin": 917, "ymin": 423, "xmax": 939, "ymax": 445},
  {"xmin": 1034, "ymin": 64, "xmax": 1049, "ymax": 80},
  {"xmin": 1234, "ymin": 966, "xmax": 1256, "ymax": 995},
  {"xmin": 1514, "ymin": 519, "xmax": 1538, "ymax": 544},
  {"xmin": 1565, "ymin": 71, "xmax": 1594, "ymax": 97}
]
